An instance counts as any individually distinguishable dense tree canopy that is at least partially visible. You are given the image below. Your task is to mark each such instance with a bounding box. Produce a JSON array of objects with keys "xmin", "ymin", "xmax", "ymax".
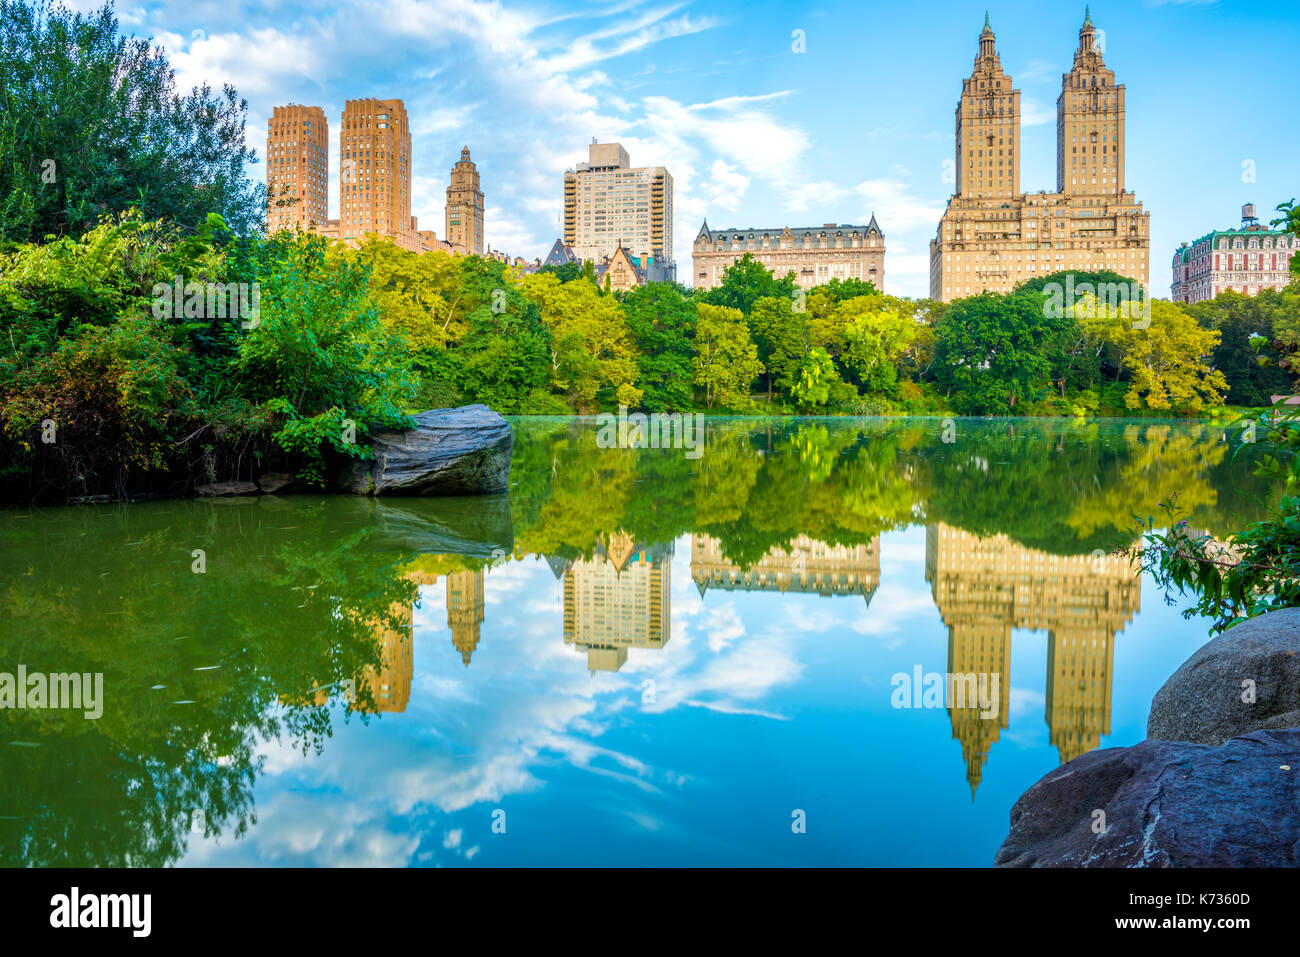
[{"xmin": 0, "ymin": 0, "xmax": 263, "ymax": 242}]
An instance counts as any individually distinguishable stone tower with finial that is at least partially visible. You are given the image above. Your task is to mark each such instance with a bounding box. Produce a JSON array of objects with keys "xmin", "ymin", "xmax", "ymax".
[
  {"xmin": 1057, "ymin": 6, "xmax": 1125, "ymax": 196},
  {"xmin": 446, "ymin": 146, "xmax": 484, "ymax": 255},
  {"xmin": 955, "ymin": 12, "xmax": 1021, "ymax": 200},
  {"xmin": 928, "ymin": 8, "xmax": 1150, "ymax": 302}
]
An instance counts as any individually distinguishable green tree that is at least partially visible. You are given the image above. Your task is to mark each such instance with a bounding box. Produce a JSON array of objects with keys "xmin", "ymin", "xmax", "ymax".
[
  {"xmin": 932, "ymin": 291, "xmax": 1069, "ymax": 414},
  {"xmin": 747, "ymin": 295, "xmax": 808, "ymax": 402},
  {"xmin": 0, "ymin": 0, "xmax": 263, "ymax": 242},
  {"xmin": 520, "ymin": 272, "xmax": 641, "ymax": 411},
  {"xmin": 693, "ymin": 304, "xmax": 763, "ymax": 411},
  {"xmin": 699, "ymin": 253, "xmax": 796, "ymax": 315},
  {"xmin": 537, "ymin": 261, "xmax": 581, "ymax": 283},
  {"xmin": 234, "ymin": 233, "xmax": 416, "ymax": 481},
  {"xmin": 454, "ymin": 257, "xmax": 552, "ymax": 413},
  {"xmin": 1111, "ymin": 300, "xmax": 1227, "ymax": 413},
  {"xmin": 834, "ymin": 295, "xmax": 918, "ymax": 395},
  {"xmin": 790, "ymin": 347, "xmax": 841, "ymax": 411},
  {"xmin": 1184, "ymin": 290, "xmax": 1293, "ymax": 406},
  {"xmin": 622, "ymin": 282, "xmax": 697, "ymax": 411}
]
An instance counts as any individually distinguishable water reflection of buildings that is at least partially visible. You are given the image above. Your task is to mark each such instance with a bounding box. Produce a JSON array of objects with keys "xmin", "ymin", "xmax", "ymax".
[
  {"xmin": 925, "ymin": 524, "xmax": 1141, "ymax": 796},
  {"xmin": 358, "ymin": 567, "xmax": 487, "ymax": 711},
  {"xmin": 554, "ymin": 531, "xmax": 672, "ymax": 672},
  {"xmin": 446, "ymin": 570, "xmax": 486, "ymax": 666},
  {"xmin": 690, "ymin": 534, "xmax": 880, "ymax": 604}
]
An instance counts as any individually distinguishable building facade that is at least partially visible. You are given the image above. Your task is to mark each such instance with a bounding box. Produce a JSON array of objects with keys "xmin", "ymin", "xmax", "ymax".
[
  {"xmin": 691, "ymin": 534, "xmax": 880, "ymax": 605},
  {"xmin": 692, "ymin": 218, "xmax": 884, "ymax": 291},
  {"xmin": 445, "ymin": 146, "xmax": 484, "ymax": 255},
  {"xmin": 265, "ymin": 105, "xmax": 328, "ymax": 232},
  {"xmin": 337, "ymin": 97, "xmax": 420, "ymax": 252},
  {"xmin": 563, "ymin": 141, "xmax": 673, "ymax": 266},
  {"xmin": 1171, "ymin": 204, "xmax": 1297, "ymax": 303},
  {"xmin": 929, "ymin": 13, "xmax": 1150, "ymax": 302}
]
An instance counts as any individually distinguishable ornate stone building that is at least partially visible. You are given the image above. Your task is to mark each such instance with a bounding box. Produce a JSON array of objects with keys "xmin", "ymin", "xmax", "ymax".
[
  {"xmin": 563, "ymin": 141, "xmax": 673, "ymax": 267},
  {"xmin": 692, "ymin": 218, "xmax": 884, "ymax": 291},
  {"xmin": 603, "ymin": 244, "xmax": 643, "ymax": 293},
  {"xmin": 929, "ymin": 12, "xmax": 1150, "ymax": 301},
  {"xmin": 445, "ymin": 146, "xmax": 484, "ymax": 255},
  {"xmin": 1171, "ymin": 204, "xmax": 1297, "ymax": 303},
  {"xmin": 265, "ymin": 105, "xmax": 328, "ymax": 232}
]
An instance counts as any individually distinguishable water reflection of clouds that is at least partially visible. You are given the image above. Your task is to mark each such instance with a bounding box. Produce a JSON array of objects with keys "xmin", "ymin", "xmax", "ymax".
[
  {"xmin": 178, "ymin": 518, "xmax": 1210, "ymax": 866},
  {"xmin": 188, "ymin": 553, "xmax": 696, "ymax": 865}
]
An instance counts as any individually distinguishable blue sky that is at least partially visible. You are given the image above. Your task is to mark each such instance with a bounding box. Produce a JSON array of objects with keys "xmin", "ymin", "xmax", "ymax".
[{"xmin": 93, "ymin": 0, "xmax": 1300, "ymax": 297}]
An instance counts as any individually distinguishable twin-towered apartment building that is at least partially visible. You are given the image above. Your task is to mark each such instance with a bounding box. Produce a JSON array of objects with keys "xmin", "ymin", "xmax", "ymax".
[
  {"xmin": 927, "ymin": 11, "xmax": 1151, "ymax": 301},
  {"xmin": 265, "ymin": 99, "xmax": 484, "ymax": 255}
]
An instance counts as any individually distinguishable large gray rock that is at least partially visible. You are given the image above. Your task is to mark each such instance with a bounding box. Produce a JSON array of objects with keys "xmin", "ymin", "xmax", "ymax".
[
  {"xmin": 197, "ymin": 480, "xmax": 259, "ymax": 497},
  {"xmin": 338, "ymin": 405, "xmax": 512, "ymax": 496},
  {"xmin": 994, "ymin": 729, "xmax": 1300, "ymax": 867},
  {"xmin": 1148, "ymin": 608, "xmax": 1300, "ymax": 745},
  {"xmin": 255, "ymin": 471, "xmax": 299, "ymax": 494}
]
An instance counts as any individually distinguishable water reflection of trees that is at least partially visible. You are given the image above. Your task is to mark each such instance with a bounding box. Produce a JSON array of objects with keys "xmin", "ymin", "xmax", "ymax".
[
  {"xmin": 0, "ymin": 497, "xmax": 507, "ymax": 867},
  {"xmin": 0, "ymin": 417, "xmax": 1273, "ymax": 866},
  {"xmin": 510, "ymin": 416, "xmax": 1273, "ymax": 563}
]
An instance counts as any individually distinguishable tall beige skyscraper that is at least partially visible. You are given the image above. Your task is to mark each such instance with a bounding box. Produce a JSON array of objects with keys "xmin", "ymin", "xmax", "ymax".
[
  {"xmin": 446, "ymin": 568, "xmax": 485, "ymax": 666},
  {"xmin": 1057, "ymin": 9, "xmax": 1126, "ymax": 198},
  {"xmin": 265, "ymin": 105, "xmax": 328, "ymax": 232},
  {"xmin": 955, "ymin": 13, "xmax": 1021, "ymax": 200},
  {"xmin": 564, "ymin": 141, "xmax": 673, "ymax": 266},
  {"xmin": 929, "ymin": 12, "xmax": 1150, "ymax": 301},
  {"xmin": 338, "ymin": 97, "xmax": 419, "ymax": 252},
  {"xmin": 445, "ymin": 146, "xmax": 484, "ymax": 255}
]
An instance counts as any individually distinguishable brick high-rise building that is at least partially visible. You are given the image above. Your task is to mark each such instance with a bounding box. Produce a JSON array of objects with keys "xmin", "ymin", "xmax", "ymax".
[
  {"xmin": 564, "ymin": 140, "xmax": 673, "ymax": 267},
  {"xmin": 929, "ymin": 12, "xmax": 1150, "ymax": 302},
  {"xmin": 445, "ymin": 146, "xmax": 484, "ymax": 255},
  {"xmin": 1171, "ymin": 204, "xmax": 1297, "ymax": 303},
  {"xmin": 338, "ymin": 97, "xmax": 419, "ymax": 252},
  {"xmin": 265, "ymin": 105, "xmax": 328, "ymax": 232}
]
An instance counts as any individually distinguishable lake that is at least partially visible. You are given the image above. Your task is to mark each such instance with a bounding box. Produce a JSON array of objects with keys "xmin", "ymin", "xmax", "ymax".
[{"xmin": 0, "ymin": 416, "xmax": 1274, "ymax": 866}]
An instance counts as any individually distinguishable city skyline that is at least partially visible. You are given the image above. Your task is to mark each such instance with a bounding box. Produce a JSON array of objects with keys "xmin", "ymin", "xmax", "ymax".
[{"xmin": 128, "ymin": 0, "xmax": 1298, "ymax": 297}]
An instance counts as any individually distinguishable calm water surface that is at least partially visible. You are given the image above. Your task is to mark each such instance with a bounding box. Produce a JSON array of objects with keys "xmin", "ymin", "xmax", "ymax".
[{"xmin": 0, "ymin": 417, "xmax": 1276, "ymax": 866}]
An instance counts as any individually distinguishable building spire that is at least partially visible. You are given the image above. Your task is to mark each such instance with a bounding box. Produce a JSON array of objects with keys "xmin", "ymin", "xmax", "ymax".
[
  {"xmin": 1078, "ymin": 6, "xmax": 1097, "ymax": 54},
  {"xmin": 979, "ymin": 12, "xmax": 996, "ymax": 57}
]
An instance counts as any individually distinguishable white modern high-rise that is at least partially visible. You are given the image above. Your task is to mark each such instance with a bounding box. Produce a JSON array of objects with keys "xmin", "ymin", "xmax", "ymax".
[{"xmin": 564, "ymin": 140, "xmax": 673, "ymax": 267}]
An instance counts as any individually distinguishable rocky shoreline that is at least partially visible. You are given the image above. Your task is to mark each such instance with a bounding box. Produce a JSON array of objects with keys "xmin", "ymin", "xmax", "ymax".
[
  {"xmin": 996, "ymin": 609, "xmax": 1300, "ymax": 867},
  {"xmin": 73, "ymin": 405, "xmax": 513, "ymax": 503}
]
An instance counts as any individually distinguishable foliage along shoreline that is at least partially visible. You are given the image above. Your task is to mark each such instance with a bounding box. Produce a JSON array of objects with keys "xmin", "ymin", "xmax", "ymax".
[
  {"xmin": 3, "ymin": 0, "xmax": 1300, "ymax": 506},
  {"xmin": 1, "ymin": 207, "xmax": 1296, "ymax": 505}
]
